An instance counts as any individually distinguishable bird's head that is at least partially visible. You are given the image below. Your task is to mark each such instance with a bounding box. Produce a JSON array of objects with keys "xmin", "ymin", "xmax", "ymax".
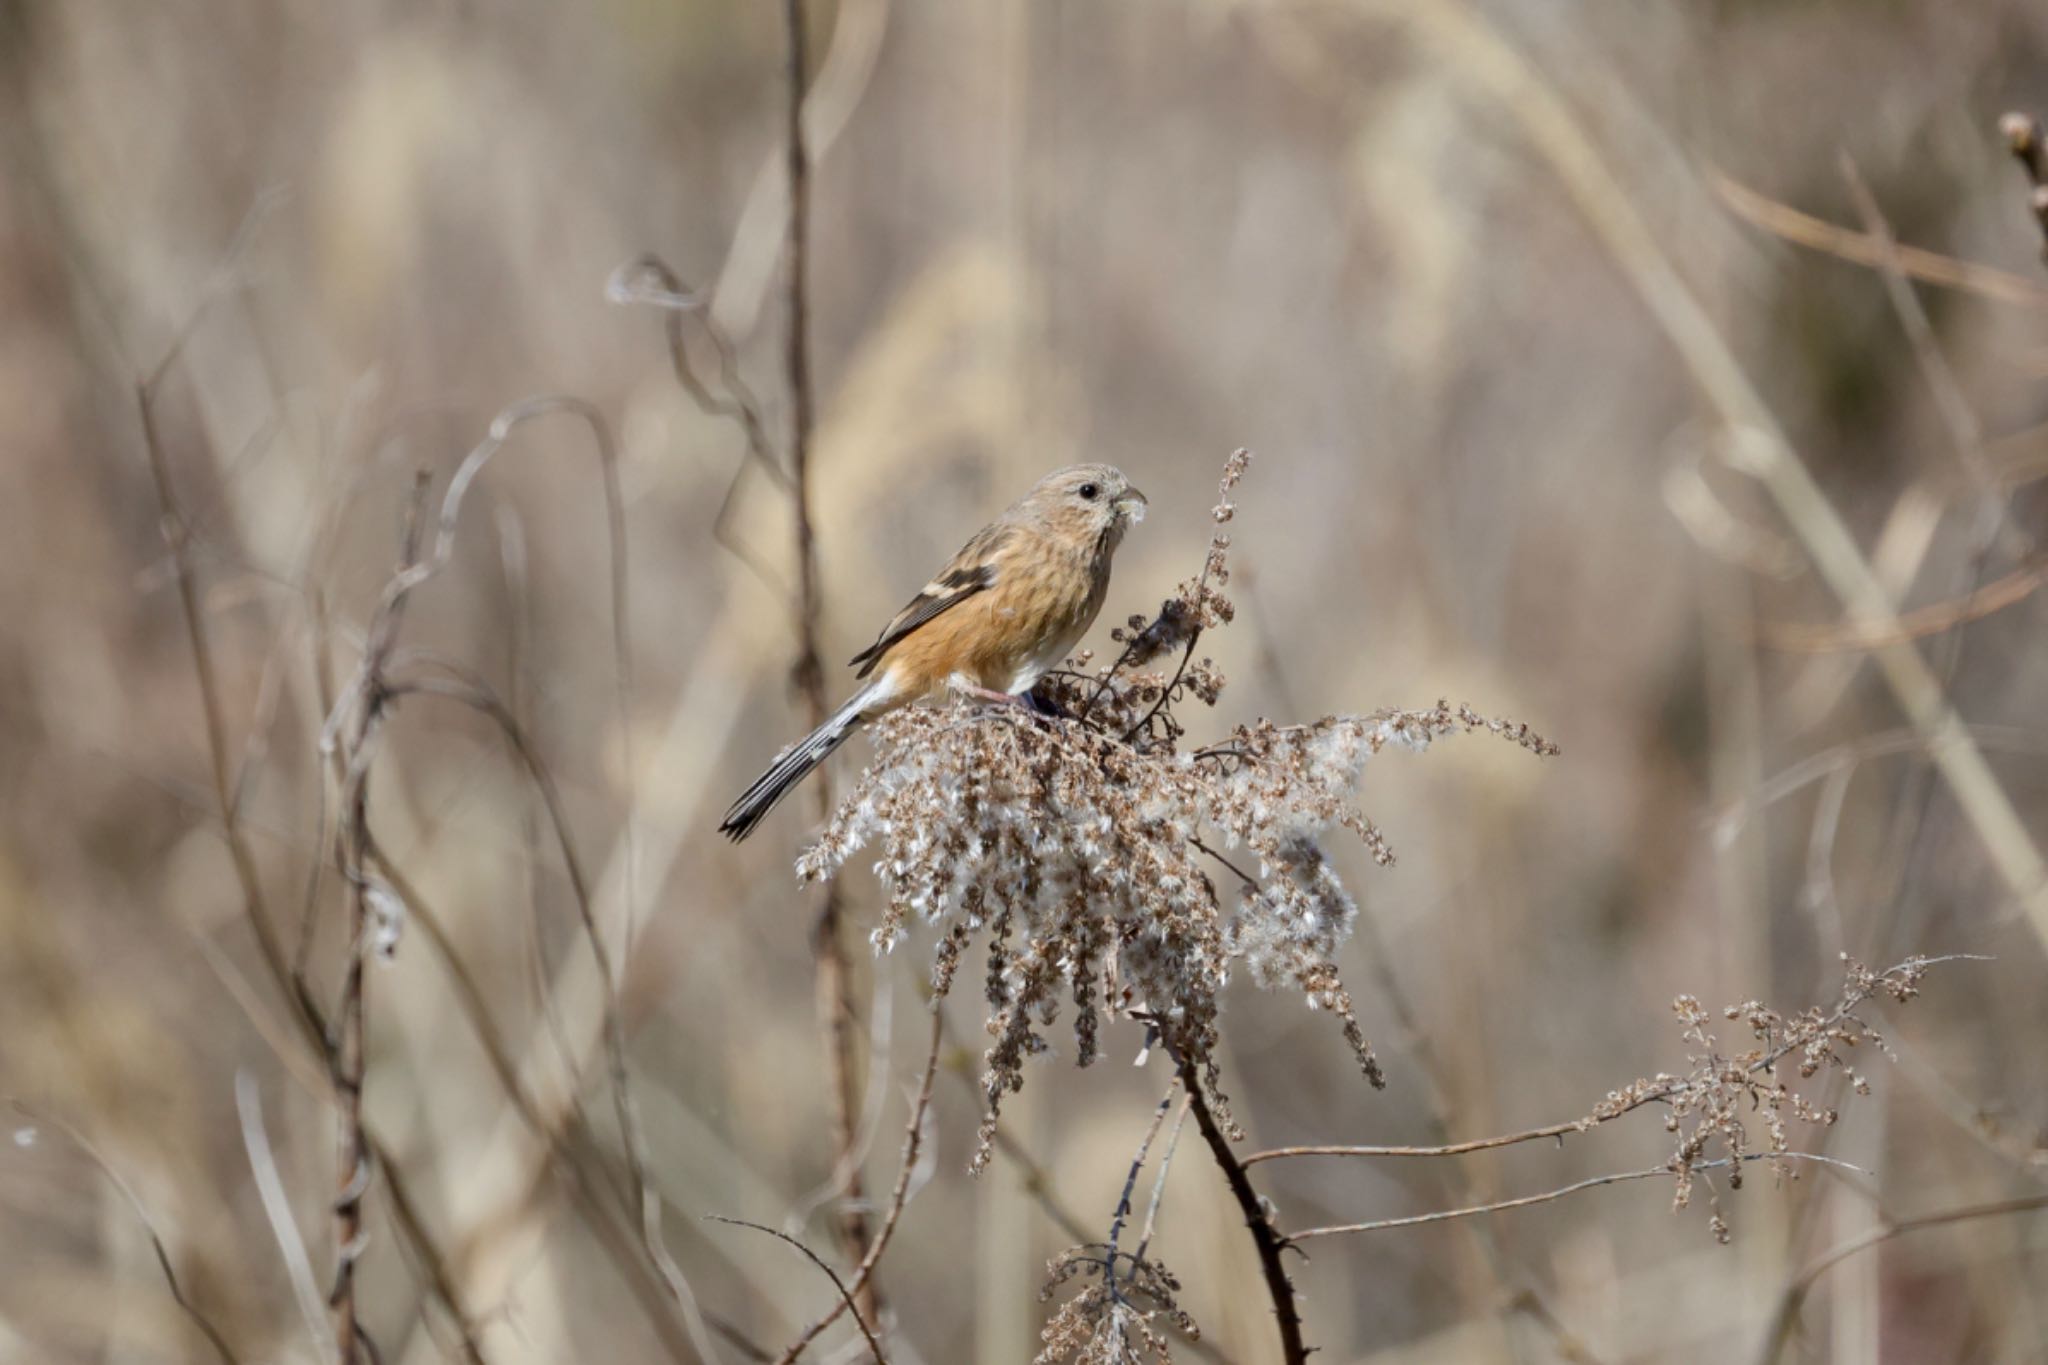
[{"xmin": 1025, "ymin": 463, "xmax": 1148, "ymax": 551}]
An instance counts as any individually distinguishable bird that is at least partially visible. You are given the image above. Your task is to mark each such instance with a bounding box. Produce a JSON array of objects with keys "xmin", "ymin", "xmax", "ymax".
[{"xmin": 719, "ymin": 463, "xmax": 1148, "ymax": 841}]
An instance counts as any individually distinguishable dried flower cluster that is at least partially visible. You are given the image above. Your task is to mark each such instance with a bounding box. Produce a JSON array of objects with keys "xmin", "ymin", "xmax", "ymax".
[
  {"xmin": 797, "ymin": 451, "xmax": 1559, "ymax": 1168},
  {"xmin": 1035, "ymin": 1245, "xmax": 1197, "ymax": 1365},
  {"xmin": 1591, "ymin": 953, "xmax": 1946, "ymax": 1241}
]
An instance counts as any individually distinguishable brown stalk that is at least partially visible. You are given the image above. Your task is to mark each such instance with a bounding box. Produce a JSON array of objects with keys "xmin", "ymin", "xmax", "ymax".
[
  {"xmin": 144, "ymin": 364, "xmax": 497, "ymax": 1358},
  {"xmin": 1754, "ymin": 1192, "xmax": 2048, "ymax": 1365},
  {"xmin": 1102, "ymin": 1086, "xmax": 1179, "ymax": 1286},
  {"xmin": 781, "ymin": 0, "xmax": 876, "ymax": 1327},
  {"xmin": 710, "ymin": 1218, "xmax": 887, "ymax": 1364},
  {"xmin": 1710, "ymin": 170, "xmax": 2048, "ymax": 307},
  {"xmin": 1289, "ymin": 1153, "xmax": 1856, "ymax": 1241},
  {"xmin": 135, "ymin": 209, "xmax": 689, "ymax": 1357},
  {"xmin": 605, "ymin": 253, "xmax": 793, "ymax": 601},
  {"xmin": 317, "ymin": 591, "xmax": 692, "ymax": 1355},
  {"xmin": 1248, "ymin": 956, "xmax": 1972, "ymax": 1170},
  {"xmin": 329, "ymin": 472, "xmax": 432, "ymax": 1362},
  {"xmin": 321, "ymin": 398, "xmax": 713, "ymax": 1358},
  {"xmin": 1168, "ymin": 1045, "xmax": 1307, "ymax": 1365},
  {"xmin": 138, "ymin": 377, "xmax": 303, "ymax": 1031},
  {"xmin": 773, "ymin": 1008, "xmax": 943, "ymax": 1365},
  {"xmin": 935, "ymin": 1031, "xmax": 1240, "ymax": 1365},
  {"xmin": 1246, "ymin": 1118, "xmax": 1593, "ymax": 1167},
  {"xmin": 1759, "ymin": 549, "xmax": 2048, "ymax": 653}
]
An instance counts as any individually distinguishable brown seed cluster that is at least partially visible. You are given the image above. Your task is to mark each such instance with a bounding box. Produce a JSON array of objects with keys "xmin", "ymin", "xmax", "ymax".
[
  {"xmin": 798, "ymin": 452, "xmax": 1559, "ymax": 1169},
  {"xmin": 1590, "ymin": 953, "xmax": 1942, "ymax": 1241},
  {"xmin": 1035, "ymin": 1245, "xmax": 1198, "ymax": 1365}
]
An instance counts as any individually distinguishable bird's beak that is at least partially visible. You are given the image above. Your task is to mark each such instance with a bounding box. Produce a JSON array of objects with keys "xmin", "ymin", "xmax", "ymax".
[{"xmin": 1118, "ymin": 487, "xmax": 1149, "ymax": 523}]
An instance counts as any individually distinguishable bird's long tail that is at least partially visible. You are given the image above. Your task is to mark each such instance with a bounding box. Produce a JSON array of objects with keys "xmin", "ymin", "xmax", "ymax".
[{"xmin": 719, "ymin": 683, "xmax": 880, "ymax": 841}]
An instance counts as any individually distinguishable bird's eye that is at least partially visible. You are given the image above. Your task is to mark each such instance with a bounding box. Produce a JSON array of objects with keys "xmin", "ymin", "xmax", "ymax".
[{"xmin": 1078, "ymin": 482, "xmax": 1100, "ymax": 501}]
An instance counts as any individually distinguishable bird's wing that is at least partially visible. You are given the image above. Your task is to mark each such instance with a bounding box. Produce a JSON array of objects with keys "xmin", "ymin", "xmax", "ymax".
[{"xmin": 848, "ymin": 522, "xmax": 1011, "ymax": 679}]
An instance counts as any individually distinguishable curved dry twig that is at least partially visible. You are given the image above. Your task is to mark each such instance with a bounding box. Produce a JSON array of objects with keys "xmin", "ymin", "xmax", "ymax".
[
  {"xmin": 1711, "ymin": 170, "xmax": 2048, "ymax": 307},
  {"xmin": 1760, "ymin": 549, "xmax": 2048, "ymax": 652},
  {"xmin": 1290, "ymin": 1153, "xmax": 1865, "ymax": 1241},
  {"xmin": 773, "ymin": 1009, "xmax": 942, "ymax": 1365},
  {"xmin": 11, "ymin": 1103, "xmax": 242, "ymax": 1365},
  {"xmin": 1754, "ymin": 1192, "xmax": 2048, "ymax": 1365},
  {"xmin": 707, "ymin": 1217, "xmax": 886, "ymax": 1364}
]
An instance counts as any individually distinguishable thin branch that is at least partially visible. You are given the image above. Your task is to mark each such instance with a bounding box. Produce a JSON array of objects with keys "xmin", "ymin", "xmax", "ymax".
[
  {"xmin": 1132, "ymin": 1095, "xmax": 1193, "ymax": 1266},
  {"xmin": 605, "ymin": 257, "xmax": 787, "ymax": 489},
  {"xmin": 1290, "ymin": 1153, "xmax": 1863, "ymax": 1241},
  {"xmin": 1122, "ymin": 627, "xmax": 1204, "ymax": 747},
  {"xmin": 1718, "ymin": 726, "xmax": 2048, "ymax": 840},
  {"xmin": 328, "ymin": 471, "xmax": 431, "ymax": 1364},
  {"xmin": 1837, "ymin": 154, "xmax": 2004, "ymax": 498},
  {"xmin": 1836, "ymin": 150, "xmax": 2020, "ymax": 738},
  {"xmin": 605, "ymin": 255, "xmax": 794, "ymax": 600},
  {"xmin": 1102, "ymin": 1085, "xmax": 1180, "ymax": 1287},
  {"xmin": 1759, "ymin": 548, "xmax": 2048, "ymax": 652},
  {"xmin": 783, "ymin": 0, "xmax": 824, "ymax": 718},
  {"xmin": 1755, "ymin": 1193, "xmax": 2048, "ymax": 1365},
  {"xmin": 1710, "ymin": 169, "xmax": 2048, "ymax": 307},
  {"xmin": 374, "ymin": 1144, "xmax": 492, "ymax": 1365},
  {"xmin": 138, "ymin": 376, "xmax": 306, "ymax": 1035},
  {"xmin": 773, "ymin": 1008, "xmax": 942, "ymax": 1365},
  {"xmin": 11, "ymin": 1104, "xmax": 242, "ymax": 1365},
  {"xmin": 319, "ymin": 394, "xmax": 713, "ymax": 1359},
  {"xmin": 708, "ymin": 1218, "xmax": 885, "ymax": 1365},
  {"xmin": 1169, "ymin": 1045, "xmax": 1308, "ymax": 1365},
  {"xmin": 371, "ymin": 672, "xmax": 717, "ymax": 1352},
  {"xmin": 1246, "ymin": 1118, "xmax": 1592, "ymax": 1167},
  {"xmin": 934, "ymin": 988, "xmax": 1238, "ymax": 1364},
  {"xmin": 781, "ymin": 0, "xmax": 874, "ymax": 1328},
  {"xmin": 1249, "ymin": 957, "xmax": 1981, "ymax": 1169},
  {"xmin": 1188, "ymin": 836, "xmax": 1260, "ymax": 892},
  {"xmin": 134, "ymin": 268, "xmax": 672, "ymax": 1351}
]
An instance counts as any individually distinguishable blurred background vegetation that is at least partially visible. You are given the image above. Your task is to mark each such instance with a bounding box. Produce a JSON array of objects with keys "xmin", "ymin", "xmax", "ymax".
[{"xmin": 2, "ymin": 0, "xmax": 2047, "ymax": 1360}]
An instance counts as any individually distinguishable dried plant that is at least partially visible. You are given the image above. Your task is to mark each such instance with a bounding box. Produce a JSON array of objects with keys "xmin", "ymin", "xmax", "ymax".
[
  {"xmin": 1036, "ymin": 1247, "xmax": 1196, "ymax": 1365},
  {"xmin": 1036, "ymin": 1087, "xmax": 1198, "ymax": 1365},
  {"xmin": 795, "ymin": 451, "xmax": 1558, "ymax": 1171},
  {"xmin": 1592, "ymin": 953, "xmax": 1958, "ymax": 1241}
]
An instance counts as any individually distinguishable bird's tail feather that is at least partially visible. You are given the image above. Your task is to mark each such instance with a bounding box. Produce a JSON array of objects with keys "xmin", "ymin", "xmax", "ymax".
[{"xmin": 719, "ymin": 684, "xmax": 877, "ymax": 841}]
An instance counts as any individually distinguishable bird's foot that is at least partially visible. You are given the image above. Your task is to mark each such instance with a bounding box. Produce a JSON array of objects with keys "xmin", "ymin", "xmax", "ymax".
[
  {"xmin": 955, "ymin": 684, "xmax": 1061, "ymax": 729},
  {"xmin": 956, "ymin": 684, "xmax": 1031, "ymax": 709}
]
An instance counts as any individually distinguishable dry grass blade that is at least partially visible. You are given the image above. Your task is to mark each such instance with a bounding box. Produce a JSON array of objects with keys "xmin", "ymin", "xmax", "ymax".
[
  {"xmin": 1755, "ymin": 1193, "xmax": 2048, "ymax": 1364},
  {"xmin": 1759, "ymin": 549, "xmax": 2048, "ymax": 652},
  {"xmin": 232, "ymin": 1072, "xmax": 326, "ymax": 1354},
  {"xmin": 777, "ymin": 0, "xmax": 875, "ymax": 1328},
  {"xmin": 1709, "ymin": 170, "xmax": 2048, "ymax": 307}
]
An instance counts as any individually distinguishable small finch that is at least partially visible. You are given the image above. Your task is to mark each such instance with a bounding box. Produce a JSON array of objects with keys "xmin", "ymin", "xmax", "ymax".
[{"xmin": 719, "ymin": 463, "xmax": 1148, "ymax": 840}]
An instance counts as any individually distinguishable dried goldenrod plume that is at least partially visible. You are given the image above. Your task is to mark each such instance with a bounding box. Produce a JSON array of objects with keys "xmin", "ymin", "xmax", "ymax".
[
  {"xmin": 1036, "ymin": 1245, "xmax": 1196, "ymax": 1365},
  {"xmin": 1591, "ymin": 953, "xmax": 1965, "ymax": 1241},
  {"xmin": 798, "ymin": 451, "xmax": 1559, "ymax": 1167}
]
